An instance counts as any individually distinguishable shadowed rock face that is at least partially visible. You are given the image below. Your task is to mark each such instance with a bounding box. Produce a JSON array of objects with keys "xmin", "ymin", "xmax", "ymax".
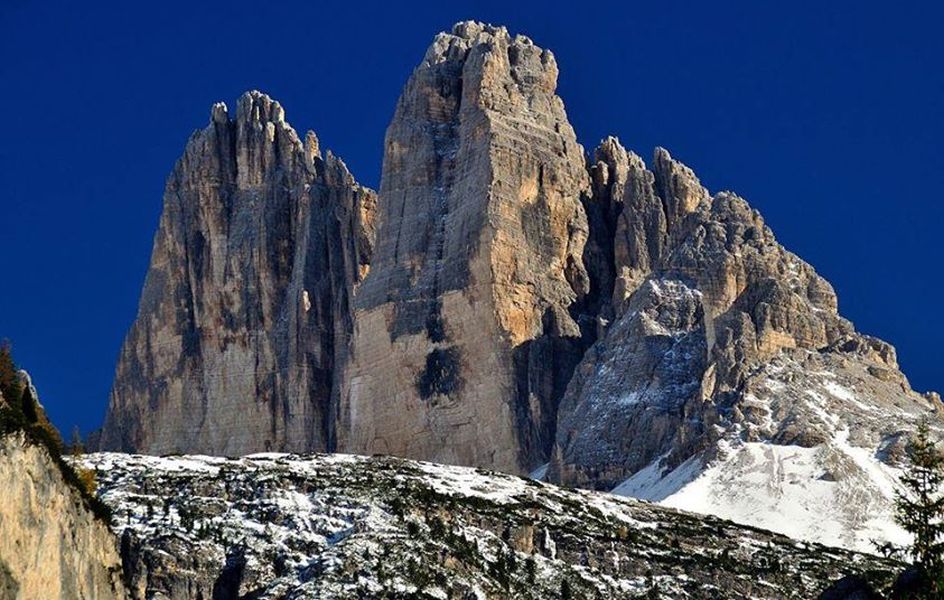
[
  {"xmin": 98, "ymin": 91, "xmax": 376, "ymax": 455},
  {"xmin": 337, "ymin": 22, "xmax": 591, "ymax": 473}
]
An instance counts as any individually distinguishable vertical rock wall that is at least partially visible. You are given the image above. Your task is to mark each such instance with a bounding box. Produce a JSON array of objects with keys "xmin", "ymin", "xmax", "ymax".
[
  {"xmin": 337, "ymin": 23, "xmax": 591, "ymax": 473},
  {"xmin": 99, "ymin": 91, "xmax": 375, "ymax": 455},
  {"xmin": 0, "ymin": 432, "xmax": 126, "ymax": 599}
]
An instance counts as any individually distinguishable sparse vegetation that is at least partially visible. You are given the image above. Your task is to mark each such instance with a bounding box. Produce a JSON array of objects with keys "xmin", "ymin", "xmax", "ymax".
[
  {"xmin": 0, "ymin": 341, "xmax": 110, "ymax": 522},
  {"xmin": 75, "ymin": 466, "xmax": 98, "ymax": 496},
  {"xmin": 0, "ymin": 341, "xmax": 21, "ymax": 405},
  {"xmin": 69, "ymin": 425, "xmax": 85, "ymax": 456},
  {"xmin": 560, "ymin": 576, "xmax": 572, "ymax": 600}
]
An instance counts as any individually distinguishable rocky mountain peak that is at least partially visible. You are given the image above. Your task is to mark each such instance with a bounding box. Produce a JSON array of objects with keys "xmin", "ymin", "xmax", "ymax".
[
  {"xmin": 210, "ymin": 101, "xmax": 228, "ymax": 124},
  {"xmin": 303, "ymin": 130, "xmax": 321, "ymax": 162},
  {"xmin": 236, "ymin": 89, "xmax": 285, "ymax": 122},
  {"xmin": 652, "ymin": 146, "xmax": 711, "ymax": 228},
  {"xmin": 99, "ymin": 91, "xmax": 376, "ymax": 455},
  {"xmin": 552, "ymin": 134, "xmax": 941, "ymax": 551},
  {"xmin": 337, "ymin": 22, "xmax": 591, "ymax": 474}
]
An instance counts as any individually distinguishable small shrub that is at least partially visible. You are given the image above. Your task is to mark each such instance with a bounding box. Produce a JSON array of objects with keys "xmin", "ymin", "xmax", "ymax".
[
  {"xmin": 69, "ymin": 426, "xmax": 85, "ymax": 456},
  {"xmin": 19, "ymin": 386, "xmax": 37, "ymax": 423},
  {"xmin": 526, "ymin": 555, "xmax": 537, "ymax": 584},
  {"xmin": 560, "ymin": 577, "xmax": 573, "ymax": 600},
  {"xmin": 75, "ymin": 467, "xmax": 97, "ymax": 496},
  {"xmin": 0, "ymin": 342, "xmax": 21, "ymax": 403}
]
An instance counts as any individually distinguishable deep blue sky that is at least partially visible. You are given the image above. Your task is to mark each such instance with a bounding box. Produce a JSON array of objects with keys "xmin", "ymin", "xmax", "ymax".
[{"xmin": 1, "ymin": 1, "xmax": 941, "ymax": 436}]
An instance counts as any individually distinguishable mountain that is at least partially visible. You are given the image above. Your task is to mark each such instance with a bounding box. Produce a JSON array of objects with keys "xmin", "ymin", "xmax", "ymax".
[
  {"xmin": 76, "ymin": 451, "xmax": 898, "ymax": 599},
  {"xmin": 98, "ymin": 91, "xmax": 376, "ymax": 455},
  {"xmin": 338, "ymin": 21, "xmax": 592, "ymax": 473},
  {"xmin": 548, "ymin": 138, "xmax": 943, "ymax": 552},
  {"xmin": 97, "ymin": 21, "xmax": 940, "ymax": 553}
]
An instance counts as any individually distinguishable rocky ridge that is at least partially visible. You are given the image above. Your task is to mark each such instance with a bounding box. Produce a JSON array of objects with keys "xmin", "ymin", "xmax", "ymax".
[
  {"xmin": 548, "ymin": 138, "xmax": 942, "ymax": 552},
  {"xmin": 77, "ymin": 451, "xmax": 897, "ymax": 599}
]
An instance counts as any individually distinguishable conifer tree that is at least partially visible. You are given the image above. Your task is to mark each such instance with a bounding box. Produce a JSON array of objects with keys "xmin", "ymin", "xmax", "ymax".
[
  {"xmin": 70, "ymin": 426, "xmax": 84, "ymax": 457},
  {"xmin": 19, "ymin": 384, "xmax": 37, "ymax": 423},
  {"xmin": 560, "ymin": 577, "xmax": 572, "ymax": 600},
  {"xmin": 896, "ymin": 419, "xmax": 944, "ymax": 593},
  {"xmin": 0, "ymin": 341, "xmax": 20, "ymax": 404}
]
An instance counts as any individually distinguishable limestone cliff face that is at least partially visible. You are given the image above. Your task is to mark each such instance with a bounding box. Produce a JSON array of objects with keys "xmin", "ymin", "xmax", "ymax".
[
  {"xmin": 0, "ymin": 432, "xmax": 126, "ymax": 600},
  {"xmin": 98, "ymin": 91, "xmax": 375, "ymax": 455},
  {"xmin": 552, "ymin": 139, "xmax": 865, "ymax": 487},
  {"xmin": 337, "ymin": 22, "xmax": 591, "ymax": 473}
]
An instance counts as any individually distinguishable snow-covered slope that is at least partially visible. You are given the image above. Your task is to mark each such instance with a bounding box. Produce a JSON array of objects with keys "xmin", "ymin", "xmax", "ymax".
[
  {"xmin": 609, "ymin": 350, "xmax": 935, "ymax": 553},
  {"xmin": 76, "ymin": 451, "xmax": 897, "ymax": 599},
  {"xmin": 613, "ymin": 436, "xmax": 905, "ymax": 553}
]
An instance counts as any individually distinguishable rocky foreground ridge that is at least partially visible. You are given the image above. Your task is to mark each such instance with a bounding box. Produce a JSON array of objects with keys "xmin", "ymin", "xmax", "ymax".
[
  {"xmin": 76, "ymin": 451, "xmax": 898, "ymax": 599},
  {"xmin": 98, "ymin": 21, "xmax": 942, "ymax": 553}
]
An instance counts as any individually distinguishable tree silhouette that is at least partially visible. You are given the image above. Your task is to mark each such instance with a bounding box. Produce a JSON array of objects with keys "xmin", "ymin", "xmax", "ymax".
[
  {"xmin": 70, "ymin": 426, "xmax": 85, "ymax": 456},
  {"xmin": 19, "ymin": 385, "xmax": 37, "ymax": 423},
  {"xmin": 0, "ymin": 341, "xmax": 20, "ymax": 404},
  {"xmin": 896, "ymin": 419, "xmax": 944, "ymax": 595}
]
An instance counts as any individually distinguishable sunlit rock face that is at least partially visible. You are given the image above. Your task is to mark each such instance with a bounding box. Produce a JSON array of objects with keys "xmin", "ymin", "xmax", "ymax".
[
  {"xmin": 337, "ymin": 22, "xmax": 592, "ymax": 474},
  {"xmin": 0, "ymin": 433, "xmax": 127, "ymax": 600},
  {"xmin": 99, "ymin": 91, "xmax": 376, "ymax": 455}
]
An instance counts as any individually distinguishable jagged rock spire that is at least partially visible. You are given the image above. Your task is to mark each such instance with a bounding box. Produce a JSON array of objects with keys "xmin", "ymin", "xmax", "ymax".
[
  {"xmin": 337, "ymin": 22, "xmax": 591, "ymax": 473},
  {"xmin": 98, "ymin": 91, "xmax": 376, "ymax": 454},
  {"xmin": 551, "ymin": 137, "xmax": 941, "ymax": 551}
]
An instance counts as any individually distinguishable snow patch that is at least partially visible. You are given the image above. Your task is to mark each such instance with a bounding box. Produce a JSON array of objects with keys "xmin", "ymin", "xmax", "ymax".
[
  {"xmin": 612, "ymin": 438, "xmax": 909, "ymax": 553},
  {"xmin": 529, "ymin": 462, "xmax": 549, "ymax": 481}
]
